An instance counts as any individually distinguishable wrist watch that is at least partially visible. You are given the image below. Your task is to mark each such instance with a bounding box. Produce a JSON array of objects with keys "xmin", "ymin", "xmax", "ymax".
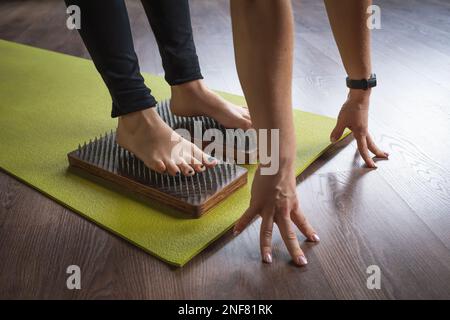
[{"xmin": 346, "ymin": 73, "xmax": 377, "ymax": 90}]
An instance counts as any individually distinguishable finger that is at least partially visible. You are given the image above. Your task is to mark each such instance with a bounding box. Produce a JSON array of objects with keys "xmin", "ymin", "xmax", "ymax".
[
  {"xmin": 367, "ymin": 134, "xmax": 389, "ymax": 158},
  {"xmin": 291, "ymin": 206, "xmax": 319, "ymax": 242},
  {"xmin": 233, "ymin": 207, "xmax": 257, "ymax": 235},
  {"xmin": 275, "ymin": 215, "xmax": 307, "ymax": 266},
  {"xmin": 260, "ymin": 213, "xmax": 274, "ymax": 264},
  {"xmin": 355, "ymin": 134, "xmax": 377, "ymax": 168},
  {"xmin": 330, "ymin": 118, "xmax": 346, "ymax": 143}
]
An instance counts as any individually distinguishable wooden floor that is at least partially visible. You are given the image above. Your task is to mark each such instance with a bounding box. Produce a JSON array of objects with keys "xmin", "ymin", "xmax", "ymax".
[{"xmin": 1, "ymin": 0, "xmax": 450, "ymax": 299}]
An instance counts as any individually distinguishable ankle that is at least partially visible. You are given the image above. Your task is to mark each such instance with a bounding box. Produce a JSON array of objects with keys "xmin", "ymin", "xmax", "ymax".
[
  {"xmin": 171, "ymin": 79, "xmax": 207, "ymax": 97},
  {"xmin": 118, "ymin": 107, "xmax": 160, "ymax": 133}
]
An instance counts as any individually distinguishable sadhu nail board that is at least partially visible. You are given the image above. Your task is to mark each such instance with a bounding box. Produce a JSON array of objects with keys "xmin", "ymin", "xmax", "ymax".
[{"xmin": 67, "ymin": 131, "xmax": 248, "ymax": 218}]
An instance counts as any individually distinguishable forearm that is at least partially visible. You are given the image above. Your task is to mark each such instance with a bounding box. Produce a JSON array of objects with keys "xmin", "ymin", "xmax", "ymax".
[
  {"xmin": 325, "ymin": 1, "xmax": 388, "ymax": 168},
  {"xmin": 230, "ymin": 0, "xmax": 296, "ymax": 163},
  {"xmin": 324, "ymin": 0, "xmax": 372, "ymax": 80}
]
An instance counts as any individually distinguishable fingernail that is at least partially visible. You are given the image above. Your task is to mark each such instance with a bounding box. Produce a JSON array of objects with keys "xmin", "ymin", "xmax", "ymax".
[
  {"xmin": 208, "ymin": 156, "xmax": 216, "ymax": 163},
  {"xmin": 298, "ymin": 255, "xmax": 308, "ymax": 266},
  {"xmin": 331, "ymin": 137, "xmax": 337, "ymax": 143},
  {"xmin": 233, "ymin": 229, "xmax": 240, "ymax": 237},
  {"xmin": 189, "ymin": 170, "xmax": 194, "ymax": 175},
  {"xmin": 175, "ymin": 171, "xmax": 180, "ymax": 176},
  {"xmin": 384, "ymin": 152, "xmax": 389, "ymax": 158},
  {"xmin": 312, "ymin": 234, "xmax": 320, "ymax": 242},
  {"xmin": 263, "ymin": 253, "xmax": 272, "ymax": 264}
]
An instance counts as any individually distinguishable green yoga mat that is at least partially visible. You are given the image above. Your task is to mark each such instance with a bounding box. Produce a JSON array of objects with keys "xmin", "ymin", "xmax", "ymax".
[{"xmin": 0, "ymin": 39, "xmax": 349, "ymax": 266}]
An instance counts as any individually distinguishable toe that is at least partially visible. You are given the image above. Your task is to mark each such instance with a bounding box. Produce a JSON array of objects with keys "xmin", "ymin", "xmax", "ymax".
[
  {"xmin": 235, "ymin": 105, "xmax": 250, "ymax": 118},
  {"xmin": 165, "ymin": 160, "xmax": 181, "ymax": 176},
  {"xmin": 149, "ymin": 159, "xmax": 166, "ymax": 174},
  {"xmin": 239, "ymin": 117, "xmax": 253, "ymax": 130},
  {"xmin": 192, "ymin": 145, "xmax": 217, "ymax": 168},
  {"xmin": 187, "ymin": 156, "xmax": 206, "ymax": 173},
  {"xmin": 178, "ymin": 159, "xmax": 195, "ymax": 176},
  {"xmin": 241, "ymin": 108, "xmax": 251, "ymax": 119},
  {"xmin": 204, "ymin": 155, "xmax": 218, "ymax": 167}
]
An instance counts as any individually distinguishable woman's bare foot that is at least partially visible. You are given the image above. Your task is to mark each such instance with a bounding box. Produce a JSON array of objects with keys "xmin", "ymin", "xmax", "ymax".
[
  {"xmin": 170, "ymin": 79, "xmax": 252, "ymax": 130},
  {"xmin": 116, "ymin": 108, "xmax": 217, "ymax": 176}
]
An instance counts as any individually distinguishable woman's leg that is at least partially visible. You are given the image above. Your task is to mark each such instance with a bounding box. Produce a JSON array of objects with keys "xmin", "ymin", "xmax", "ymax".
[
  {"xmin": 65, "ymin": 0, "xmax": 215, "ymax": 175},
  {"xmin": 141, "ymin": 0, "xmax": 252, "ymax": 130},
  {"xmin": 141, "ymin": 0, "xmax": 202, "ymax": 86},
  {"xmin": 65, "ymin": 0, "xmax": 156, "ymax": 117}
]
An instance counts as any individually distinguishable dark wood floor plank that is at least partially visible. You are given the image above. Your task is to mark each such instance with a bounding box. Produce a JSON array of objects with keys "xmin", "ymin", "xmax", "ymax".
[
  {"xmin": 107, "ymin": 220, "xmax": 337, "ymax": 299},
  {"xmin": 0, "ymin": 171, "xmax": 116, "ymax": 299},
  {"xmin": 375, "ymin": 135, "xmax": 450, "ymax": 249},
  {"xmin": 299, "ymin": 170, "xmax": 450, "ymax": 299},
  {"xmin": 387, "ymin": 0, "xmax": 450, "ymax": 33}
]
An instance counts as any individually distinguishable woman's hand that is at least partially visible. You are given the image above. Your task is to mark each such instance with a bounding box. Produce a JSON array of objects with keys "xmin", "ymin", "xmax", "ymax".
[
  {"xmin": 330, "ymin": 89, "xmax": 389, "ymax": 168},
  {"xmin": 233, "ymin": 165, "xmax": 320, "ymax": 266}
]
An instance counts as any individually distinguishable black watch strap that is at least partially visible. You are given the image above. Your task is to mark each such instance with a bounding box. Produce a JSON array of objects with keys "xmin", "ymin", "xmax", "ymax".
[{"xmin": 346, "ymin": 73, "xmax": 377, "ymax": 90}]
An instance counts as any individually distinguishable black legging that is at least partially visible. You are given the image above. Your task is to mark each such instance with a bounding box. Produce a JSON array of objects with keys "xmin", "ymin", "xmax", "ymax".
[{"xmin": 65, "ymin": 0, "xmax": 203, "ymax": 117}]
